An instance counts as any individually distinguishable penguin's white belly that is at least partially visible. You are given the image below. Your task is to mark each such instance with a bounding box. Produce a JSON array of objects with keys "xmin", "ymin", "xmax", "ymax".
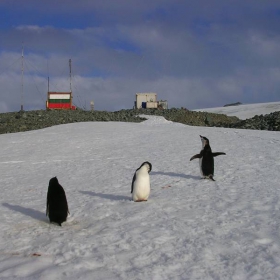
[{"xmin": 132, "ymin": 174, "xmax": 150, "ymax": 201}]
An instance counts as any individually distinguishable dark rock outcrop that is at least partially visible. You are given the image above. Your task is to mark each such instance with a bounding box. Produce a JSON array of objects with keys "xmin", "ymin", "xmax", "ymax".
[
  {"xmin": 223, "ymin": 102, "xmax": 242, "ymax": 107},
  {"xmin": 0, "ymin": 108, "xmax": 279, "ymax": 134}
]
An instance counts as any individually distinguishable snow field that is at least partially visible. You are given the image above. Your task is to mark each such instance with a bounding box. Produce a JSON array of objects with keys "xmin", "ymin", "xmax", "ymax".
[{"xmin": 0, "ymin": 115, "xmax": 280, "ymax": 279}]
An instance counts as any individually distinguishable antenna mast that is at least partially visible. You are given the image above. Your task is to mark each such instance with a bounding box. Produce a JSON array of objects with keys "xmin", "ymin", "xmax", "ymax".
[
  {"xmin": 47, "ymin": 59, "xmax": 49, "ymax": 93},
  {"xmin": 21, "ymin": 43, "xmax": 24, "ymax": 111},
  {"xmin": 69, "ymin": 59, "xmax": 72, "ymax": 93},
  {"xmin": 69, "ymin": 58, "xmax": 73, "ymax": 109}
]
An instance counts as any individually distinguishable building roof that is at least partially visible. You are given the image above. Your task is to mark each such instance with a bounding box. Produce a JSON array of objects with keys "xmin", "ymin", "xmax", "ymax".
[{"xmin": 48, "ymin": 92, "xmax": 71, "ymax": 95}]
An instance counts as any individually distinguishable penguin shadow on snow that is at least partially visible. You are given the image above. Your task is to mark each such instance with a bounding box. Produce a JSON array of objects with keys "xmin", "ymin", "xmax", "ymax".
[
  {"xmin": 2, "ymin": 203, "xmax": 47, "ymax": 223},
  {"xmin": 151, "ymin": 171, "xmax": 201, "ymax": 180},
  {"xmin": 80, "ymin": 191, "xmax": 130, "ymax": 201}
]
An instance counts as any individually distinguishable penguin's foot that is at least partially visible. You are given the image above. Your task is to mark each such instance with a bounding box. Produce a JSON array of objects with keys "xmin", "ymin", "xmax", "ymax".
[
  {"xmin": 208, "ymin": 175, "xmax": 215, "ymax": 181},
  {"xmin": 50, "ymin": 220, "xmax": 63, "ymax": 226},
  {"xmin": 201, "ymin": 176, "xmax": 215, "ymax": 181},
  {"xmin": 134, "ymin": 199, "xmax": 148, "ymax": 202}
]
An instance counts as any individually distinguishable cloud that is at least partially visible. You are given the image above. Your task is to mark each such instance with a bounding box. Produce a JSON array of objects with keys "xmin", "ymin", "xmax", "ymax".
[
  {"xmin": 1, "ymin": 1, "xmax": 280, "ymax": 112},
  {"xmin": 1, "ymin": 59, "xmax": 280, "ymax": 113}
]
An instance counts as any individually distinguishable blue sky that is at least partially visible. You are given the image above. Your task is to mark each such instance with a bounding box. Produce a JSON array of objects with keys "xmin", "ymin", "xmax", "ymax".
[{"xmin": 0, "ymin": 0, "xmax": 280, "ymax": 112}]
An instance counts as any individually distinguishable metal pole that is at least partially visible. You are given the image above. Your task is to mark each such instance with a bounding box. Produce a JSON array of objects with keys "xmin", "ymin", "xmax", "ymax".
[
  {"xmin": 21, "ymin": 43, "xmax": 24, "ymax": 111},
  {"xmin": 69, "ymin": 59, "xmax": 72, "ymax": 108},
  {"xmin": 69, "ymin": 59, "xmax": 72, "ymax": 93}
]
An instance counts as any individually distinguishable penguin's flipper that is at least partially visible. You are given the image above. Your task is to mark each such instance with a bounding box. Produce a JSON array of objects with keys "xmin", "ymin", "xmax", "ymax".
[
  {"xmin": 212, "ymin": 152, "xmax": 226, "ymax": 157},
  {"xmin": 46, "ymin": 202, "xmax": 49, "ymax": 216},
  {"xmin": 190, "ymin": 154, "xmax": 202, "ymax": 161},
  {"xmin": 66, "ymin": 199, "xmax": 70, "ymax": 215},
  {"xmin": 131, "ymin": 172, "xmax": 136, "ymax": 193}
]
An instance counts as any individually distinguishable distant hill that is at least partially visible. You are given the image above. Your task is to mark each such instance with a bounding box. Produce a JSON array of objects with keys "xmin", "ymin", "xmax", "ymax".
[
  {"xmin": 223, "ymin": 102, "xmax": 242, "ymax": 107},
  {"xmin": 194, "ymin": 101, "xmax": 280, "ymax": 120}
]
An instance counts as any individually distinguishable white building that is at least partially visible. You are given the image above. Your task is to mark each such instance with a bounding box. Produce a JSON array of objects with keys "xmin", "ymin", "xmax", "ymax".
[{"xmin": 135, "ymin": 93, "xmax": 157, "ymax": 109}]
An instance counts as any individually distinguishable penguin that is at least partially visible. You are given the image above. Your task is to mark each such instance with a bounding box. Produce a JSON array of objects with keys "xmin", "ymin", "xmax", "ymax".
[
  {"xmin": 46, "ymin": 177, "xmax": 69, "ymax": 226},
  {"xmin": 190, "ymin": 135, "xmax": 226, "ymax": 181},
  {"xmin": 131, "ymin": 162, "xmax": 152, "ymax": 202}
]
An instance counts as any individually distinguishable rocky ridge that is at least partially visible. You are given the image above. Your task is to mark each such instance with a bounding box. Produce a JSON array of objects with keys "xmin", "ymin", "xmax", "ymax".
[
  {"xmin": 0, "ymin": 108, "xmax": 279, "ymax": 134},
  {"xmin": 216, "ymin": 111, "xmax": 280, "ymax": 131}
]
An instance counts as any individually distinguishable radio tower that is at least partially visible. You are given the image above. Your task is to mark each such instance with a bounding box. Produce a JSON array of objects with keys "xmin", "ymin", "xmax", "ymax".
[
  {"xmin": 69, "ymin": 59, "xmax": 72, "ymax": 107},
  {"xmin": 21, "ymin": 43, "xmax": 24, "ymax": 111}
]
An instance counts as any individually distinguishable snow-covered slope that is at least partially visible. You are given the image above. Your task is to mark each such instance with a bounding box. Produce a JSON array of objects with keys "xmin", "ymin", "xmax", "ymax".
[
  {"xmin": 0, "ymin": 116, "xmax": 280, "ymax": 279},
  {"xmin": 195, "ymin": 101, "xmax": 280, "ymax": 119}
]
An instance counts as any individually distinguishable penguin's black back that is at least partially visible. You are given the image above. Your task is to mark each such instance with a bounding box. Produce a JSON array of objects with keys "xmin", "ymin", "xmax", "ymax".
[{"xmin": 46, "ymin": 177, "xmax": 69, "ymax": 226}]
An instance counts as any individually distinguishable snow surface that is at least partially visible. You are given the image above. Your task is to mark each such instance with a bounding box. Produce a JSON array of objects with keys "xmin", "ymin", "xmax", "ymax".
[
  {"xmin": 195, "ymin": 101, "xmax": 280, "ymax": 120},
  {"xmin": 0, "ymin": 111, "xmax": 280, "ymax": 279}
]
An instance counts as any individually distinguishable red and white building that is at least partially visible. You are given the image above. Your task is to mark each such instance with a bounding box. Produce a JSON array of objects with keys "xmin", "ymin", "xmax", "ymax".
[{"xmin": 46, "ymin": 92, "xmax": 76, "ymax": 110}]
